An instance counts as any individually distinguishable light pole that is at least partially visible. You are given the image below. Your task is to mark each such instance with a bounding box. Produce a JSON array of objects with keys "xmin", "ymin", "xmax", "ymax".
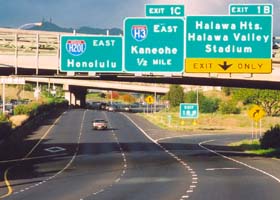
[
  {"xmin": 15, "ymin": 22, "xmax": 43, "ymax": 74},
  {"xmin": 16, "ymin": 22, "xmax": 43, "ymax": 101},
  {"xmin": 17, "ymin": 22, "xmax": 43, "ymax": 30}
]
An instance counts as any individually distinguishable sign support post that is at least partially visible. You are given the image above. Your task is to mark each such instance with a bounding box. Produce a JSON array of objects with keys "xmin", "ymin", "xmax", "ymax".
[{"xmin": 2, "ymin": 82, "xmax": 5, "ymax": 114}]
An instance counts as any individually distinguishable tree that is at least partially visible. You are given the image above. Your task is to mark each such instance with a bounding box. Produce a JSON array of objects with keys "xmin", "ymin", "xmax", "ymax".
[
  {"xmin": 219, "ymin": 100, "xmax": 241, "ymax": 114},
  {"xmin": 233, "ymin": 88, "xmax": 280, "ymax": 116},
  {"xmin": 121, "ymin": 94, "xmax": 136, "ymax": 103},
  {"xmin": 107, "ymin": 91, "xmax": 119, "ymax": 100},
  {"xmin": 184, "ymin": 91, "xmax": 219, "ymax": 113},
  {"xmin": 221, "ymin": 87, "xmax": 232, "ymax": 96},
  {"xmin": 167, "ymin": 85, "xmax": 184, "ymax": 107}
]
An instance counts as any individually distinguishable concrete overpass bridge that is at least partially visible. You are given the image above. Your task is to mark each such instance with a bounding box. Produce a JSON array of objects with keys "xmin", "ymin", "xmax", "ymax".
[{"xmin": 1, "ymin": 28, "xmax": 280, "ymax": 106}]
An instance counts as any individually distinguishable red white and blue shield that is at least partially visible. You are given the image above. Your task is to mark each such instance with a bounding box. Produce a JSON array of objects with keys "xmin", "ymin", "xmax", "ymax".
[
  {"xmin": 66, "ymin": 40, "xmax": 86, "ymax": 56},
  {"xmin": 131, "ymin": 25, "xmax": 148, "ymax": 42}
]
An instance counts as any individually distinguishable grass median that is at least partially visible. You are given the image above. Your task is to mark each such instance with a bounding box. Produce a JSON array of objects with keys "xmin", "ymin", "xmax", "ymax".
[{"xmin": 139, "ymin": 111, "xmax": 280, "ymax": 134}]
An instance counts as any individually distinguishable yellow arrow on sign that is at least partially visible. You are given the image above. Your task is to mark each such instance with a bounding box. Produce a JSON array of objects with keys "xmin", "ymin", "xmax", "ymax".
[
  {"xmin": 185, "ymin": 58, "xmax": 272, "ymax": 73},
  {"xmin": 248, "ymin": 105, "xmax": 266, "ymax": 121},
  {"xmin": 145, "ymin": 96, "xmax": 154, "ymax": 104}
]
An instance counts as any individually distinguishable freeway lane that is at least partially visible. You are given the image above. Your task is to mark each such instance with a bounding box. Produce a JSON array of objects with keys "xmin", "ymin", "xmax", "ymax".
[
  {"xmin": 157, "ymin": 134, "xmax": 280, "ymax": 200},
  {"xmin": 1, "ymin": 109, "xmax": 126, "ymax": 200},
  {"xmin": 3, "ymin": 109, "xmax": 280, "ymax": 200},
  {"xmin": 1, "ymin": 109, "xmax": 193, "ymax": 200}
]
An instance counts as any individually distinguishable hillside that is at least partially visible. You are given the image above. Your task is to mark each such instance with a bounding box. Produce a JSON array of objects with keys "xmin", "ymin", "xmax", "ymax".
[{"xmin": 28, "ymin": 21, "xmax": 123, "ymax": 35}]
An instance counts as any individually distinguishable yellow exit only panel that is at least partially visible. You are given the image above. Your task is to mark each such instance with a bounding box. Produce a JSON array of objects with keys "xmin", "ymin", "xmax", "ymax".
[{"xmin": 185, "ymin": 58, "xmax": 272, "ymax": 73}]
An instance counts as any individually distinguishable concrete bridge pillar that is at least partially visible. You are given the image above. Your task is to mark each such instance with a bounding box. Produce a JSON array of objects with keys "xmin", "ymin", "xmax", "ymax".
[
  {"xmin": 64, "ymin": 91, "xmax": 76, "ymax": 106},
  {"xmin": 63, "ymin": 84, "xmax": 87, "ymax": 107},
  {"xmin": 68, "ymin": 86, "xmax": 87, "ymax": 108}
]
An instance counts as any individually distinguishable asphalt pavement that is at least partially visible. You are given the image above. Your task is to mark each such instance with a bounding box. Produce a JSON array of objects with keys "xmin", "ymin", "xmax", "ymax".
[{"xmin": 0, "ymin": 109, "xmax": 280, "ymax": 200}]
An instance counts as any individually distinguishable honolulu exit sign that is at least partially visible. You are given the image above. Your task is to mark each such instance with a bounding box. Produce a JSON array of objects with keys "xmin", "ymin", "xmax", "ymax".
[{"xmin": 60, "ymin": 36, "xmax": 123, "ymax": 72}]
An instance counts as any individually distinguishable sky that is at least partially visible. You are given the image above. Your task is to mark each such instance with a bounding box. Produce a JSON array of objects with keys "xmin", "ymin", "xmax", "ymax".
[{"xmin": 0, "ymin": 0, "xmax": 279, "ymax": 34}]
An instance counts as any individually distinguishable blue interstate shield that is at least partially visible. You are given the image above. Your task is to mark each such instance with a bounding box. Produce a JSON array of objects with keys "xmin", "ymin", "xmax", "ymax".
[
  {"xmin": 66, "ymin": 40, "xmax": 86, "ymax": 56},
  {"xmin": 131, "ymin": 25, "xmax": 148, "ymax": 42}
]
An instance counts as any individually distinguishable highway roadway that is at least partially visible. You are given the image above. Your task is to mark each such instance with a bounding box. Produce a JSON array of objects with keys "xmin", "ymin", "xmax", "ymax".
[{"xmin": 0, "ymin": 109, "xmax": 280, "ymax": 200}]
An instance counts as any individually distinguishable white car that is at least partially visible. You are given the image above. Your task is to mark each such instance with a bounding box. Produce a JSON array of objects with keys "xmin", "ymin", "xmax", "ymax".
[{"xmin": 92, "ymin": 119, "xmax": 108, "ymax": 130}]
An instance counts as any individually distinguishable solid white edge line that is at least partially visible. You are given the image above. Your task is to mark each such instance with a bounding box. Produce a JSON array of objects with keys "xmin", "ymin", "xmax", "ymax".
[
  {"xmin": 199, "ymin": 140, "xmax": 280, "ymax": 183},
  {"xmin": 121, "ymin": 113, "xmax": 158, "ymax": 144},
  {"xmin": 205, "ymin": 168, "xmax": 241, "ymax": 171},
  {"xmin": 156, "ymin": 134, "xmax": 217, "ymax": 142}
]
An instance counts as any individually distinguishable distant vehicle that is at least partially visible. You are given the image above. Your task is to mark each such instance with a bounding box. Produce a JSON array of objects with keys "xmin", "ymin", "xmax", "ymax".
[
  {"xmin": 107, "ymin": 105, "xmax": 118, "ymax": 112},
  {"xmin": 92, "ymin": 119, "xmax": 108, "ymax": 130},
  {"xmin": 0, "ymin": 103, "xmax": 14, "ymax": 115},
  {"xmin": 120, "ymin": 104, "xmax": 130, "ymax": 112}
]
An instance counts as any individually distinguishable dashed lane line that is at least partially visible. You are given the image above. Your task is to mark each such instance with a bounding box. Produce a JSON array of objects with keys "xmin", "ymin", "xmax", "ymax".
[
  {"xmin": 0, "ymin": 110, "xmax": 85, "ymax": 199},
  {"xmin": 122, "ymin": 113, "xmax": 199, "ymax": 200},
  {"xmin": 81, "ymin": 111, "xmax": 128, "ymax": 200}
]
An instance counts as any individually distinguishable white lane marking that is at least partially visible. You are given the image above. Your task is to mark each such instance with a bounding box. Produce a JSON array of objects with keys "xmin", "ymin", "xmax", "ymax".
[
  {"xmin": 205, "ymin": 168, "xmax": 241, "ymax": 171},
  {"xmin": 24, "ymin": 111, "xmax": 66, "ymax": 158},
  {"xmin": 122, "ymin": 113, "xmax": 198, "ymax": 200},
  {"xmin": 83, "ymin": 111, "xmax": 128, "ymax": 199},
  {"xmin": 0, "ymin": 153, "xmax": 67, "ymax": 164},
  {"xmin": 156, "ymin": 134, "xmax": 217, "ymax": 142},
  {"xmin": 10, "ymin": 110, "xmax": 87, "ymax": 196},
  {"xmin": 192, "ymin": 181, "xmax": 198, "ymax": 184},
  {"xmin": 44, "ymin": 146, "xmax": 66, "ymax": 153},
  {"xmin": 121, "ymin": 113, "xmax": 158, "ymax": 144},
  {"xmin": 199, "ymin": 140, "xmax": 280, "ymax": 183}
]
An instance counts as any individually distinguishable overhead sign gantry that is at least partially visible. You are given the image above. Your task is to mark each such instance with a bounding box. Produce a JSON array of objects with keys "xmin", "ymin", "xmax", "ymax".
[{"xmin": 59, "ymin": 3, "xmax": 273, "ymax": 75}]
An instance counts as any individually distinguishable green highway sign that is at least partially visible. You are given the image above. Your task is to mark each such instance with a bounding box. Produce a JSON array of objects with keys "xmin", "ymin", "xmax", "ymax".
[
  {"xmin": 180, "ymin": 103, "xmax": 199, "ymax": 119},
  {"xmin": 145, "ymin": 4, "xmax": 184, "ymax": 17},
  {"xmin": 124, "ymin": 18, "xmax": 184, "ymax": 73},
  {"xmin": 186, "ymin": 15, "xmax": 272, "ymax": 59},
  {"xmin": 229, "ymin": 4, "xmax": 273, "ymax": 15},
  {"xmin": 185, "ymin": 15, "xmax": 272, "ymax": 73},
  {"xmin": 60, "ymin": 36, "xmax": 123, "ymax": 72}
]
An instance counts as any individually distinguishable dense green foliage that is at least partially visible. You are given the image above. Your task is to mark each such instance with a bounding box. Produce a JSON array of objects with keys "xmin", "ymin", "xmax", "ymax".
[
  {"xmin": 184, "ymin": 91, "xmax": 219, "ymax": 113},
  {"xmin": 13, "ymin": 98, "xmax": 67, "ymax": 116},
  {"xmin": 201, "ymin": 97, "xmax": 220, "ymax": 113},
  {"xmin": 218, "ymin": 100, "xmax": 241, "ymax": 114},
  {"xmin": 13, "ymin": 102, "xmax": 40, "ymax": 116},
  {"xmin": 0, "ymin": 114, "xmax": 9, "ymax": 122},
  {"xmin": 232, "ymin": 88, "xmax": 280, "ymax": 116},
  {"xmin": 23, "ymin": 83, "xmax": 34, "ymax": 91},
  {"xmin": 222, "ymin": 87, "xmax": 232, "ymax": 96},
  {"xmin": 167, "ymin": 85, "xmax": 184, "ymax": 107},
  {"xmin": 260, "ymin": 125, "xmax": 280, "ymax": 149}
]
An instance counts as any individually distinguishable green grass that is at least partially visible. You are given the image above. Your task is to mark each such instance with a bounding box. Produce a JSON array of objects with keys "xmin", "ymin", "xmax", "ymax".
[
  {"xmin": 246, "ymin": 149, "xmax": 277, "ymax": 155},
  {"xmin": 139, "ymin": 110, "xmax": 280, "ymax": 133},
  {"xmin": 229, "ymin": 139, "xmax": 261, "ymax": 150},
  {"xmin": 229, "ymin": 139, "xmax": 278, "ymax": 156}
]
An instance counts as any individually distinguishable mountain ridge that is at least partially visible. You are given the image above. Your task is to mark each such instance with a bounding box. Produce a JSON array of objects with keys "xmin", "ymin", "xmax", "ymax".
[{"xmin": 28, "ymin": 21, "xmax": 123, "ymax": 35}]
